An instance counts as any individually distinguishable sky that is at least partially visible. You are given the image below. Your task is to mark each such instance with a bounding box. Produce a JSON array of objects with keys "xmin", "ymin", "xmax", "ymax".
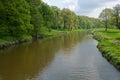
[{"xmin": 42, "ymin": 0, "xmax": 120, "ymax": 18}]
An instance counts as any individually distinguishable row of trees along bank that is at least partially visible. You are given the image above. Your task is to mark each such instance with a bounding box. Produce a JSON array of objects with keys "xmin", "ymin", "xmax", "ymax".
[
  {"xmin": 99, "ymin": 4, "xmax": 120, "ymax": 31},
  {"xmin": 0, "ymin": 0, "xmax": 102, "ymax": 41}
]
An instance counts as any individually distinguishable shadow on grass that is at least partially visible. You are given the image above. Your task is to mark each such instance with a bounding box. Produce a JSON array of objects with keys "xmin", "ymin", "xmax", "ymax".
[{"xmin": 116, "ymin": 38, "xmax": 120, "ymax": 40}]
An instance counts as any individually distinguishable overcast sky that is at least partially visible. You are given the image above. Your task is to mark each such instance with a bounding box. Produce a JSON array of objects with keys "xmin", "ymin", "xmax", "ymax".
[{"xmin": 42, "ymin": 0, "xmax": 120, "ymax": 18}]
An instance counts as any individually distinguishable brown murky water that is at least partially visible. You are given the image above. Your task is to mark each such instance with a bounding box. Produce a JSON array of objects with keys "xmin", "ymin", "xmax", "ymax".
[{"xmin": 0, "ymin": 32, "xmax": 120, "ymax": 80}]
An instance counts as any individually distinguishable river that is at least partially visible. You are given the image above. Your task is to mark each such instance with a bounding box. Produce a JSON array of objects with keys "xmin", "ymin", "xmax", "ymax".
[{"xmin": 0, "ymin": 32, "xmax": 120, "ymax": 80}]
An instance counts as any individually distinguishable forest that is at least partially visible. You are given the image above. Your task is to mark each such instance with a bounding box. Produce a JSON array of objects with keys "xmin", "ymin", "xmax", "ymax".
[{"xmin": 0, "ymin": 0, "xmax": 102, "ymax": 42}]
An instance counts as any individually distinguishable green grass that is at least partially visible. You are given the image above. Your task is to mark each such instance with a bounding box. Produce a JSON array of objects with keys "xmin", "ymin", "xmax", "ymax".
[
  {"xmin": 94, "ymin": 28, "xmax": 120, "ymax": 69},
  {"xmin": 0, "ymin": 35, "xmax": 32, "ymax": 45},
  {"xmin": 96, "ymin": 29, "xmax": 120, "ymax": 39},
  {"xmin": 40, "ymin": 28, "xmax": 86, "ymax": 38},
  {"xmin": 0, "ymin": 36, "xmax": 15, "ymax": 45},
  {"xmin": 0, "ymin": 39, "xmax": 8, "ymax": 45},
  {"xmin": 42, "ymin": 29, "xmax": 60, "ymax": 36},
  {"xmin": 0, "ymin": 28, "xmax": 86, "ymax": 49}
]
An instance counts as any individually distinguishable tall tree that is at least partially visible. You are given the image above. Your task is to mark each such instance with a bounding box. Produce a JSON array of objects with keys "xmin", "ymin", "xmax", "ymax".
[
  {"xmin": 41, "ymin": 2, "xmax": 54, "ymax": 32},
  {"xmin": 27, "ymin": 0, "xmax": 43, "ymax": 38},
  {"xmin": 52, "ymin": 6, "xmax": 58, "ymax": 29},
  {"xmin": 113, "ymin": 4, "xmax": 120, "ymax": 29},
  {"xmin": 99, "ymin": 8, "xmax": 113, "ymax": 31},
  {"xmin": 61, "ymin": 8, "xmax": 68, "ymax": 29},
  {"xmin": 61, "ymin": 8, "xmax": 77, "ymax": 30}
]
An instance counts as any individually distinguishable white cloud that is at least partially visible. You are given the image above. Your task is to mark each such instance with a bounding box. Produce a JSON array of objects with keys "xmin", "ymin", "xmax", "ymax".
[
  {"xmin": 42, "ymin": 0, "xmax": 51, "ymax": 5},
  {"xmin": 62, "ymin": 0, "xmax": 79, "ymax": 11},
  {"xmin": 88, "ymin": 0, "xmax": 120, "ymax": 18},
  {"xmin": 62, "ymin": 0, "xmax": 71, "ymax": 3},
  {"xmin": 42, "ymin": 0, "xmax": 120, "ymax": 18}
]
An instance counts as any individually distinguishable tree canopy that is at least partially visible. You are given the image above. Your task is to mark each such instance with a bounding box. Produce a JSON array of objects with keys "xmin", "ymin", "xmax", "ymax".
[
  {"xmin": 99, "ymin": 4, "xmax": 120, "ymax": 30},
  {"xmin": 1, "ymin": 0, "xmax": 118, "ymax": 40}
]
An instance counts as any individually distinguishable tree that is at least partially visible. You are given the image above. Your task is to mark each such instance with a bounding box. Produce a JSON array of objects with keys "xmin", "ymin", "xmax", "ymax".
[
  {"xmin": 51, "ymin": 6, "xmax": 59, "ymax": 29},
  {"xmin": 78, "ymin": 16, "xmax": 88, "ymax": 29},
  {"xmin": 61, "ymin": 8, "xmax": 78, "ymax": 30},
  {"xmin": 99, "ymin": 8, "xmax": 113, "ymax": 31},
  {"xmin": 41, "ymin": 2, "xmax": 54, "ymax": 32},
  {"xmin": 61, "ymin": 8, "xmax": 69, "ymax": 29},
  {"xmin": 27, "ymin": 0, "xmax": 43, "ymax": 38},
  {"xmin": 113, "ymin": 4, "xmax": 120, "ymax": 29},
  {"xmin": 0, "ymin": 0, "xmax": 33, "ymax": 37}
]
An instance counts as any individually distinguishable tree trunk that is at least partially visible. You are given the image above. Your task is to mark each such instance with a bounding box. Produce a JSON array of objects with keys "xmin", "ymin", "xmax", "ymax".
[{"xmin": 105, "ymin": 20, "xmax": 108, "ymax": 31}]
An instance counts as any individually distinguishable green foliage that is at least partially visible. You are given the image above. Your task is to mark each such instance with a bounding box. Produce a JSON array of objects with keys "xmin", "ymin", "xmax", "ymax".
[
  {"xmin": 94, "ymin": 29, "xmax": 120, "ymax": 69},
  {"xmin": 27, "ymin": 0, "xmax": 43, "ymax": 37},
  {"xmin": 78, "ymin": 16, "xmax": 102, "ymax": 29},
  {"xmin": 51, "ymin": 6, "xmax": 63, "ymax": 30},
  {"xmin": 40, "ymin": 2, "xmax": 54, "ymax": 31},
  {"xmin": 99, "ymin": 4, "xmax": 120, "ymax": 30},
  {"xmin": 99, "ymin": 8, "xmax": 113, "ymax": 31},
  {"xmin": 0, "ymin": 0, "xmax": 32, "ymax": 37},
  {"xmin": 113, "ymin": 4, "xmax": 120, "ymax": 29}
]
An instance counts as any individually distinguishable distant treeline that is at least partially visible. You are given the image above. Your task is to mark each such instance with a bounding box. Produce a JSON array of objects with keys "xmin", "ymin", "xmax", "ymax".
[{"xmin": 0, "ymin": 0, "xmax": 102, "ymax": 38}]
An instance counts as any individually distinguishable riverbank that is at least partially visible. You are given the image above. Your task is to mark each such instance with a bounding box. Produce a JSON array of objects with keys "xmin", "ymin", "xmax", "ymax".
[
  {"xmin": 0, "ymin": 35, "xmax": 32, "ymax": 50},
  {"xmin": 93, "ymin": 29, "xmax": 120, "ymax": 71},
  {"xmin": 0, "ymin": 29, "xmax": 85, "ymax": 50}
]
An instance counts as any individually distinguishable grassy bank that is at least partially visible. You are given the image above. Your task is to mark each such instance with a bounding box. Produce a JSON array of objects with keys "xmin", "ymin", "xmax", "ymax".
[
  {"xmin": 0, "ymin": 35, "xmax": 32, "ymax": 49},
  {"xmin": 93, "ymin": 29, "xmax": 120, "ymax": 70},
  {"xmin": 39, "ymin": 29, "xmax": 86, "ymax": 39},
  {"xmin": 0, "ymin": 29, "xmax": 84, "ymax": 50}
]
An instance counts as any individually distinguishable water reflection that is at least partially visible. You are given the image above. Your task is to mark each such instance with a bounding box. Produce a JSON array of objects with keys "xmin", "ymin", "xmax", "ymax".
[
  {"xmin": 0, "ymin": 32, "xmax": 86, "ymax": 80},
  {"xmin": 36, "ymin": 36, "xmax": 120, "ymax": 80}
]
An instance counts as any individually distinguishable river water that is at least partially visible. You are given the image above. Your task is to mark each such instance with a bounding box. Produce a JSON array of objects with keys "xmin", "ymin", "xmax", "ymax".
[{"xmin": 0, "ymin": 32, "xmax": 120, "ymax": 80}]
